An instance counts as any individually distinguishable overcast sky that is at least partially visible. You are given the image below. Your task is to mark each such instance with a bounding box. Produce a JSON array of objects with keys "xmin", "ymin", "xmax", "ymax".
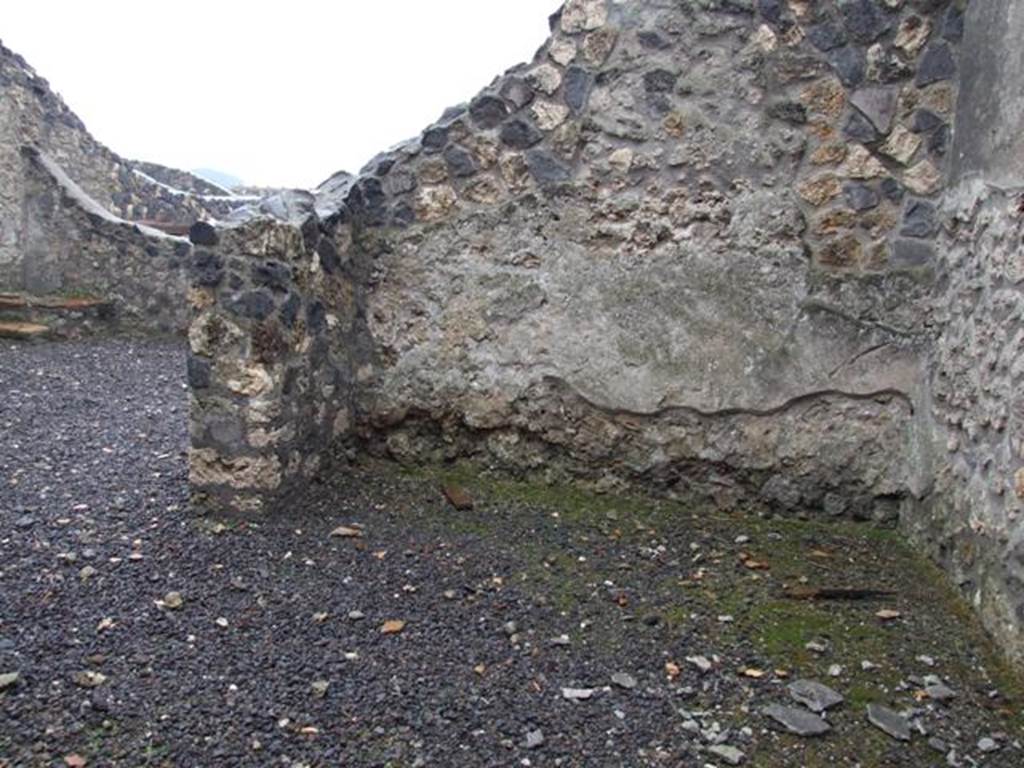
[{"xmin": 4, "ymin": 1, "xmax": 558, "ymax": 189}]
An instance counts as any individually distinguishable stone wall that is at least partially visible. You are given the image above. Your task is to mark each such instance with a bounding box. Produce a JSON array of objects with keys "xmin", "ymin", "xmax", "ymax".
[
  {"xmin": 904, "ymin": 0, "xmax": 1024, "ymax": 664},
  {"xmin": 339, "ymin": 0, "xmax": 964, "ymax": 515},
  {"xmin": 0, "ymin": 39, "xmax": 252, "ymax": 303},
  {"xmin": 4, "ymin": 147, "xmax": 191, "ymax": 334},
  {"xmin": 185, "ymin": 0, "xmax": 967, "ymax": 517},
  {"xmin": 186, "ymin": 203, "xmax": 356, "ymax": 513}
]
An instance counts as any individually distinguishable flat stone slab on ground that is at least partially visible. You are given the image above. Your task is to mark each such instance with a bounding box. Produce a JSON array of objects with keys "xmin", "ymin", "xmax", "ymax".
[
  {"xmin": 764, "ymin": 704, "xmax": 832, "ymax": 736},
  {"xmin": 788, "ymin": 679, "xmax": 845, "ymax": 713},
  {"xmin": 866, "ymin": 704, "xmax": 912, "ymax": 741}
]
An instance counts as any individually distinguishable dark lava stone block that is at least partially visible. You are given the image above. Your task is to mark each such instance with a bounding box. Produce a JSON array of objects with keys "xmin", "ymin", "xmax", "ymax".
[
  {"xmin": 469, "ymin": 95, "xmax": 508, "ymax": 129},
  {"xmin": 190, "ymin": 249, "xmax": 224, "ymax": 287},
  {"xmin": 564, "ymin": 66, "xmax": 593, "ymax": 114},
  {"xmin": 421, "ymin": 125, "xmax": 449, "ymax": 153},
  {"xmin": 500, "ymin": 118, "xmax": 544, "ymax": 149},
  {"xmin": 916, "ymin": 44, "xmax": 956, "ymax": 87},
  {"xmin": 901, "ymin": 199, "xmax": 937, "ymax": 238},
  {"xmin": 843, "ymin": 182, "xmax": 880, "ymax": 211},
  {"xmin": 838, "ymin": 0, "xmax": 893, "ymax": 44},
  {"xmin": 643, "ymin": 69, "xmax": 678, "ymax": 94},
  {"xmin": 187, "ymin": 355, "xmax": 211, "ymax": 389},
  {"xmin": 252, "ymin": 260, "xmax": 292, "ymax": 292},
  {"xmin": 189, "ymin": 221, "xmax": 218, "ymax": 246},
  {"xmin": 526, "ymin": 150, "xmax": 571, "ymax": 185},
  {"xmin": 228, "ymin": 290, "xmax": 275, "ymax": 321},
  {"xmin": 443, "ymin": 145, "xmax": 479, "ymax": 178},
  {"xmin": 828, "ymin": 45, "xmax": 866, "ymax": 88}
]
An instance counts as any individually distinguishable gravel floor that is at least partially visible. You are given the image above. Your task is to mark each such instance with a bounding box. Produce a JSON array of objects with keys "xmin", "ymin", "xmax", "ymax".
[{"xmin": 1, "ymin": 338, "xmax": 1022, "ymax": 768}]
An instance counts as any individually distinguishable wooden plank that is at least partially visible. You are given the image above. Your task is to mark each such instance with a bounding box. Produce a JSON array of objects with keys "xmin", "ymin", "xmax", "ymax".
[{"xmin": 0, "ymin": 321, "xmax": 50, "ymax": 339}]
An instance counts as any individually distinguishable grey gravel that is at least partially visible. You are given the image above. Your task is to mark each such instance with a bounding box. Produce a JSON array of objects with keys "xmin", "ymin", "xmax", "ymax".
[{"xmin": 1, "ymin": 339, "xmax": 1021, "ymax": 767}]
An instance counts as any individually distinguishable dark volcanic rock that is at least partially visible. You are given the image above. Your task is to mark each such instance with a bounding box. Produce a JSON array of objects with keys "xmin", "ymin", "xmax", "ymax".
[
  {"xmin": 916, "ymin": 44, "xmax": 957, "ymax": 86},
  {"xmin": 469, "ymin": 95, "xmax": 508, "ymax": 129},
  {"xmin": 828, "ymin": 45, "xmax": 867, "ymax": 87},
  {"xmin": 500, "ymin": 118, "xmax": 544, "ymax": 149},
  {"xmin": 838, "ymin": 0, "xmax": 893, "ymax": 44}
]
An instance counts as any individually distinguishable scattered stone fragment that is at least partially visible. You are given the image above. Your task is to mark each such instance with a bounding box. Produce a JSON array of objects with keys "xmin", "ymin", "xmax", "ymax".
[
  {"xmin": 923, "ymin": 679, "xmax": 956, "ymax": 702},
  {"xmin": 875, "ymin": 608, "xmax": 901, "ymax": 621},
  {"xmin": 0, "ymin": 671, "xmax": 19, "ymax": 690},
  {"xmin": 805, "ymin": 640, "xmax": 828, "ymax": 654},
  {"xmin": 348, "ymin": 610, "xmax": 365, "ymax": 621},
  {"xmin": 686, "ymin": 656, "xmax": 712, "ymax": 673},
  {"xmin": 764, "ymin": 704, "xmax": 831, "ymax": 737},
  {"xmin": 311, "ymin": 679, "xmax": 329, "ymax": 699},
  {"xmin": 63, "ymin": 755, "xmax": 87, "ymax": 768},
  {"xmin": 79, "ymin": 565, "xmax": 97, "ymax": 580},
  {"xmin": 441, "ymin": 483, "xmax": 474, "ymax": 511},
  {"xmin": 525, "ymin": 729, "xmax": 545, "ymax": 749},
  {"xmin": 708, "ymin": 744, "xmax": 745, "ymax": 766},
  {"xmin": 330, "ymin": 525, "xmax": 363, "ymax": 538},
  {"xmin": 215, "ymin": 617, "xmax": 229, "ymax": 628},
  {"xmin": 828, "ymin": 664, "xmax": 844, "ymax": 677},
  {"xmin": 72, "ymin": 671, "xmax": 107, "ymax": 689},
  {"xmin": 160, "ymin": 591, "xmax": 184, "ymax": 610},
  {"xmin": 611, "ymin": 672, "xmax": 637, "ymax": 690},
  {"xmin": 380, "ymin": 620, "xmax": 406, "ymax": 635},
  {"xmin": 866, "ymin": 704, "xmax": 911, "ymax": 741},
  {"xmin": 977, "ymin": 737, "xmax": 999, "ymax": 753},
  {"xmin": 788, "ymin": 680, "xmax": 845, "ymax": 713},
  {"xmin": 562, "ymin": 687, "xmax": 597, "ymax": 701}
]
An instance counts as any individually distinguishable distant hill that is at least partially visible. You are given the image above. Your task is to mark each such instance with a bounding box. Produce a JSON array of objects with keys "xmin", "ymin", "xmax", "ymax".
[{"xmin": 193, "ymin": 168, "xmax": 243, "ymax": 191}]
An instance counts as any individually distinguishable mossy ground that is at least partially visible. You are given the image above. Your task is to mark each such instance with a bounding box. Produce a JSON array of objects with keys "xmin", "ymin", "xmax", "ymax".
[{"xmin": 393, "ymin": 460, "xmax": 1024, "ymax": 766}]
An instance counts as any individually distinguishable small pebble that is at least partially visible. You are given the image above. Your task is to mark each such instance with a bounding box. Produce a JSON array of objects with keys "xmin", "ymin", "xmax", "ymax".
[
  {"xmin": 977, "ymin": 737, "xmax": 999, "ymax": 753},
  {"xmin": 525, "ymin": 729, "xmax": 544, "ymax": 749},
  {"xmin": 611, "ymin": 672, "xmax": 637, "ymax": 690}
]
